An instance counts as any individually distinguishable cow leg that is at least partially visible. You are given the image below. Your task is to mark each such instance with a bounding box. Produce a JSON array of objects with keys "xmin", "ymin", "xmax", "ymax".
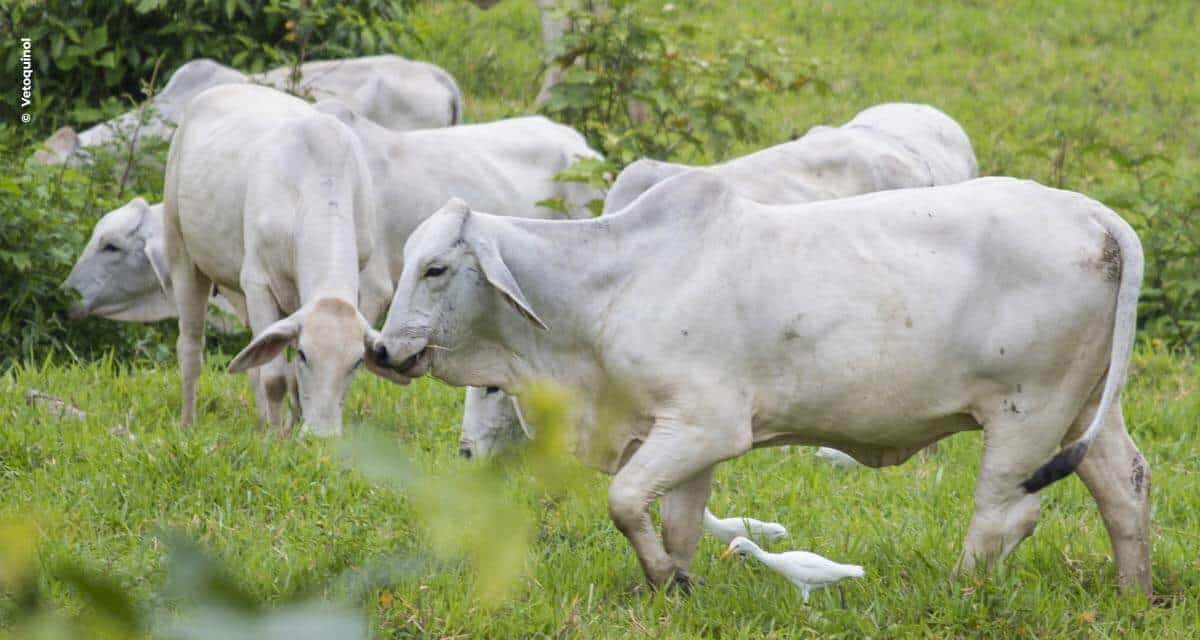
[
  {"xmin": 1073, "ymin": 399, "xmax": 1151, "ymax": 594},
  {"xmin": 218, "ymin": 289, "xmax": 274, "ymax": 427},
  {"xmin": 957, "ymin": 409, "xmax": 1069, "ymax": 573},
  {"xmin": 241, "ymin": 282, "xmax": 290, "ymax": 432},
  {"xmin": 660, "ymin": 466, "xmax": 714, "ymax": 574},
  {"xmin": 171, "ymin": 263, "xmax": 211, "ymax": 429},
  {"xmin": 283, "ymin": 365, "xmax": 302, "ymax": 437},
  {"xmin": 609, "ymin": 416, "xmax": 750, "ymax": 588}
]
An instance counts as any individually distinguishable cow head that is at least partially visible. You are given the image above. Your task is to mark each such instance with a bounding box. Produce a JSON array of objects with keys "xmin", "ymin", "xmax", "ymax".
[
  {"xmin": 64, "ymin": 198, "xmax": 175, "ymax": 322},
  {"xmin": 367, "ymin": 198, "xmax": 547, "ymax": 387},
  {"xmin": 230, "ymin": 298, "xmax": 376, "ymax": 437},
  {"xmin": 459, "ymin": 385, "xmax": 534, "ymax": 459}
]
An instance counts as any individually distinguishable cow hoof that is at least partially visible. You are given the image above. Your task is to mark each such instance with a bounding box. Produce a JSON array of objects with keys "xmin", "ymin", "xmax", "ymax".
[{"xmin": 668, "ymin": 570, "xmax": 703, "ymax": 594}]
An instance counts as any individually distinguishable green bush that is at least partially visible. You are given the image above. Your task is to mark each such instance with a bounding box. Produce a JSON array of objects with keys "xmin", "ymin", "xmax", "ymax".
[
  {"xmin": 1105, "ymin": 162, "xmax": 1200, "ymax": 348},
  {"xmin": 2, "ymin": 0, "xmax": 416, "ymax": 136},
  {"xmin": 538, "ymin": 0, "xmax": 817, "ymax": 173}
]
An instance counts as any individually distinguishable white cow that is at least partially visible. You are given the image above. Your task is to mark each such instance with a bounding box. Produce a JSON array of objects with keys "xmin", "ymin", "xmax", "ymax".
[
  {"xmin": 165, "ymin": 84, "xmax": 388, "ymax": 436},
  {"xmin": 37, "ymin": 55, "xmax": 462, "ymax": 166},
  {"xmin": 65, "ymin": 55, "xmax": 461, "ymax": 326},
  {"xmin": 367, "ymin": 173, "xmax": 1149, "ymax": 594},
  {"xmin": 163, "ymin": 85, "xmax": 601, "ymax": 432},
  {"xmin": 605, "ymin": 102, "xmax": 978, "ymax": 213},
  {"xmin": 459, "ymin": 102, "xmax": 978, "ymax": 460},
  {"xmin": 63, "ymin": 199, "xmax": 243, "ymax": 333}
]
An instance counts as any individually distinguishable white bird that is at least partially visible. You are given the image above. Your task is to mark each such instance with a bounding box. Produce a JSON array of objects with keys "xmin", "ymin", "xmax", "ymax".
[
  {"xmin": 703, "ymin": 509, "xmax": 788, "ymax": 544},
  {"xmin": 720, "ymin": 536, "xmax": 864, "ymax": 602},
  {"xmin": 816, "ymin": 446, "xmax": 860, "ymax": 468}
]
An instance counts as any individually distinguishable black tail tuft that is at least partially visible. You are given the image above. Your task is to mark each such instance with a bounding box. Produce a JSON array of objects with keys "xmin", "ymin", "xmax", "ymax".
[{"xmin": 1020, "ymin": 441, "xmax": 1089, "ymax": 493}]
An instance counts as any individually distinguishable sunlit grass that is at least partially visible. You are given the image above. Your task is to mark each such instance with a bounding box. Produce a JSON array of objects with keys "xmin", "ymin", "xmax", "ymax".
[{"xmin": 2, "ymin": 345, "xmax": 1197, "ymax": 637}]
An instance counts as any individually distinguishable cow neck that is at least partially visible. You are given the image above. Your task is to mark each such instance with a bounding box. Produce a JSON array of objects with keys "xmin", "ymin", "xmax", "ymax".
[
  {"xmin": 295, "ymin": 196, "xmax": 360, "ymax": 307},
  {"xmin": 477, "ymin": 211, "xmax": 666, "ymax": 383}
]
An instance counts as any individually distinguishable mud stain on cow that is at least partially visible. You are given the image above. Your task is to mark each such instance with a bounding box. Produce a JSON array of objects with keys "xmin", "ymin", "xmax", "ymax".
[
  {"xmin": 782, "ymin": 313, "xmax": 806, "ymax": 341},
  {"xmin": 1131, "ymin": 456, "xmax": 1146, "ymax": 495},
  {"xmin": 1080, "ymin": 232, "xmax": 1122, "ymax": 281},
  {"xmin": 1101, "ymin": 232, "xmax": 1122, "ymax": 281}
]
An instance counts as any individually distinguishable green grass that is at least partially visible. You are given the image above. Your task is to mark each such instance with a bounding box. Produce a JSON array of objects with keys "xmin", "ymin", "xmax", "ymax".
[
  {"xmin": 2, "ymin": 349, "xmax": 1198, "ymax": 637},
  {"xmin": 4, "ymin": 0, "xmax": 1200, "ymax": 637}
]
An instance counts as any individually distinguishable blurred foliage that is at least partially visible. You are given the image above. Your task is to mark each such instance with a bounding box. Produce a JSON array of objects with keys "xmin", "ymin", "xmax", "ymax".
[
  {"xmin": 538, "ymin": 0, "xmax": 819, "ymax": 185},
  {"xmin": 340, "ymin": 380, "xmax": 590, "ymax": 606},
  {"xmin": 0, "ymin": 0, "xmax": 416, "ymax": 135},
  {"xmin": 0, "ymin": 522, "xmax": 368, "ymax": 640},
  {"xmin": 0, "ymin": 379, "xmax": 586, "ymax": 637}
]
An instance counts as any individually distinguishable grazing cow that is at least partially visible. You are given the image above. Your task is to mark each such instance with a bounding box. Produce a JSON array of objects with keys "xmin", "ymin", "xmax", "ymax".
[
  {"xmin": 37, "ymin": 55, "xmax": 461, "ymax": 166},
  {"xmin": 63, "ymin": 199, "xmax": 242, "ymax": 333},
  {"xmin": 367, "ymin": 173, "xmax": 1149, "ymax": 594},
  {"xmin": 458, "ymin": 102, "xmax": 978, "ymax": 460},
  {"xmin": 165, "ymin": 84, "xmax": 388, "ymax": 436}
]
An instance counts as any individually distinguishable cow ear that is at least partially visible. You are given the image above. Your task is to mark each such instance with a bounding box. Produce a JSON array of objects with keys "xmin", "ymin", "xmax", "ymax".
[
  {"xmin": 511, "ymin": 396, "xmax": 536, "ymax": 439},
  {"xmin": 471, "ymin": 236, "xmax": 548, "ymax": 331},
  {"xmin": 229, "ymin": 314, "xmax": 302, "ymax": 373},
  {"xmin": 143, "ymin": 236, "xmax": 172, "ymax": 296}
]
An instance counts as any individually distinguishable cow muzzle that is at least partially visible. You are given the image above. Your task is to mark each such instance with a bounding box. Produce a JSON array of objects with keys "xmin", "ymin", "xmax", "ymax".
[{"xmin": 369, "ymin": 337, "xmax": 431, "ymax": 379}]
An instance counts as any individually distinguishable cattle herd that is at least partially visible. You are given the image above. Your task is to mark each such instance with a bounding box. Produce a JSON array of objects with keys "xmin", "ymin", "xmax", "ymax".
[{"xmin": 54, "ymin": 51, "xmax": 1151, "ymax": 597}]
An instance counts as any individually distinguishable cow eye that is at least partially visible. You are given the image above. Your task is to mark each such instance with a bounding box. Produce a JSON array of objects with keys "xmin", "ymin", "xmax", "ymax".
[
  {"xmin": 102, "ymin": 243, "xmax": 120, "ymax": 253},
  {"xmin": 485, "ymin": 386, "xmax": 500, "ymax": 395},
  {"xmin": 424, "ymin": 265, "xmax": 447, "ymax": 278},
  {"xmin": 297, "ymin": 348, "xmax": 308, "ymax": 365},
  {"xmin": 352, "ymin": 358, "xmax": 364, "ymax": 371}
]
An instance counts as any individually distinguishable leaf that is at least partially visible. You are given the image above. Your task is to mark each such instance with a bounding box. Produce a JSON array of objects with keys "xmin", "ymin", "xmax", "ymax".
[
  {"xmin": 82, "ymin": 25, "xmax": 108, "ymax": 54},
  {"xmin": 534, "ymin": 197, "xmax": 569, "ymax": 214},
  {"xmin": 55, "ymin": 564, "xmax": 141, "ymax": 631}
]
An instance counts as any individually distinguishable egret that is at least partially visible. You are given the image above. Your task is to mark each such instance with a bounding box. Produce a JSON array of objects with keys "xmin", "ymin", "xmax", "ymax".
[
  {"xmin": 720, "ymin": 536, "xmax": 863, "ymax": 602},
  {"xmin": 703, "ymin": 509, "xmax": 787, "ymax": 544}
]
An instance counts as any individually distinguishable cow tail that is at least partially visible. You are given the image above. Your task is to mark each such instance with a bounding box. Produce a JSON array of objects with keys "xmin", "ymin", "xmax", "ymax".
[{"xmin": 1020, "ymin": 208, "xmax": 1143, "ymax": 493}]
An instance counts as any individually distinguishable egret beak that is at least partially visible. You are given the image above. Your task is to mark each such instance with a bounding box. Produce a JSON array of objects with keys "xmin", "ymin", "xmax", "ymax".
[{"xmin": 719, "ymin": 548, "xmax": 733, "ymax": 560}]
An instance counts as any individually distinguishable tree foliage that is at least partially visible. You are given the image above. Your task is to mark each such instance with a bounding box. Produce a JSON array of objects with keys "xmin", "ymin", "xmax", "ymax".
[
  {"xmin": 538, "ymin": 0, "xmax": 819, "ymax": 182},
  {"xmin": 1, "ymin": 0, "xmax": 416, "ymax": 135}
]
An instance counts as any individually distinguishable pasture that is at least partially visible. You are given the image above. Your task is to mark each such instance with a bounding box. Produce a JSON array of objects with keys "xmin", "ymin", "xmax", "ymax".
[{"xmin": 3, "ymin": 0, "xmax": 1199, "ymax": 638}]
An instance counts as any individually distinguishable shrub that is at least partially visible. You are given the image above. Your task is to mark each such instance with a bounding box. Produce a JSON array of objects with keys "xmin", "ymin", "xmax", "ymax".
[
  {"xmin": 1105, "ymin": 160, "xmax": 1200, "ymax": 349},
  {"xmin": 537, "ymin": 0, "xmax": 819, "ymax": 195}
]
